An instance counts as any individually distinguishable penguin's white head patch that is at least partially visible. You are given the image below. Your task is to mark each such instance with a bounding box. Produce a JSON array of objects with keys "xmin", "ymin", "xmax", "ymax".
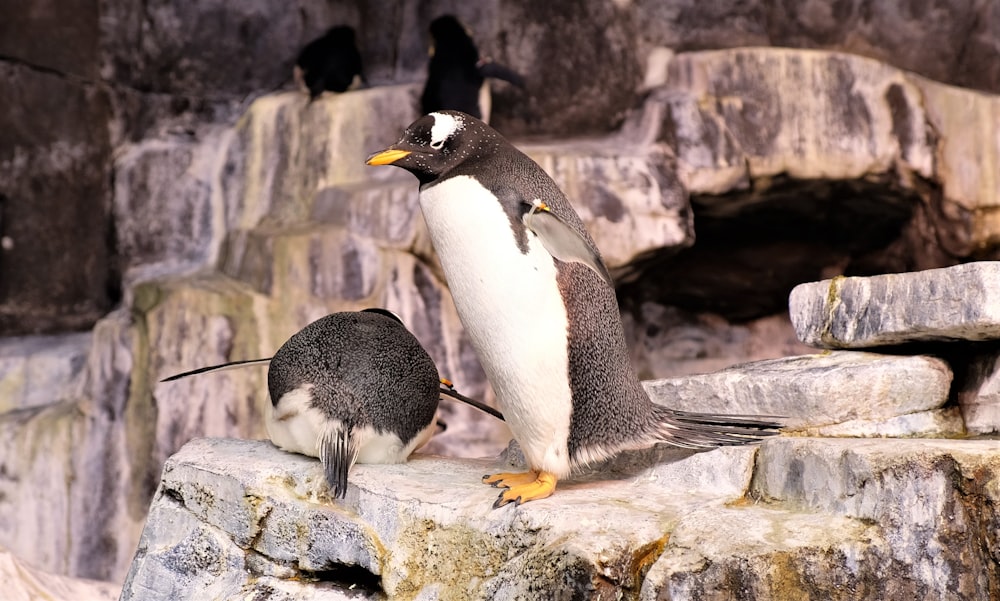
[{"xmin": 429, "ymin": 112, "xmax": 463, "ymax": 148}]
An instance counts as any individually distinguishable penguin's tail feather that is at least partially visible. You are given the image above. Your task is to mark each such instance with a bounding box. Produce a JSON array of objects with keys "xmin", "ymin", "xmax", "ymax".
[
  {"xmin": 651, "ymin": 406, "xmax": 783, "ymax": 449},
  {"xmin": 160, "ymin": 358, "xmax": 272, "ymax": 382},
  {"xmin": 319, "ymin": 425, "xmax": 359, "ymax": 499}
]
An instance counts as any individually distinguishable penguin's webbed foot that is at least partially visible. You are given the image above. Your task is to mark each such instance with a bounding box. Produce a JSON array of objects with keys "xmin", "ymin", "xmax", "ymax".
[
  {"xmin": 482, "ymin": 470, "xmax": 539, "ymax": 488},
  {"xmin": 483, "ymin": 471, "xmax": 557, "ymax": 508}
]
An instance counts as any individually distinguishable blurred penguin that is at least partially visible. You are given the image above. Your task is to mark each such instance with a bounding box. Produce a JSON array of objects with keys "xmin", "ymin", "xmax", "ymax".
[
  {"xmin": 420, "ymin": 15, "xmax": 524, "ymax": 123},
  {"xmin": 295, "ymin": 25, "xmax": 364, "ymax": 100}
]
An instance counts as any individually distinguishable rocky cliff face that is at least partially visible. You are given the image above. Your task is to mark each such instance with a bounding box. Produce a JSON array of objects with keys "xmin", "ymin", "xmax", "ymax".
[
  {"xmin": 119, "ymin": 261, "xmax": 1000, "ymax": 599},
  {"xmin": 2, "ymin": 0, "xmax": 1000, "ymax": 594},
  {"xmin": 3, "ymin": 0, "xmax": 999, "ymax": 336}
]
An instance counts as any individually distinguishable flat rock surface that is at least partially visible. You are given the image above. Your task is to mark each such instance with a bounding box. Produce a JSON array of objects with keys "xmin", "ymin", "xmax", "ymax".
[
  {"xmin": 790, "ymin": 262, "xmax": 1000, "ymax": 348},
  {"xmin": 645, "ymin": 351, "xmax": 952, "ymax": 429},
  {"xmin": 121, "ymin": 438, "xmax": 763, "ymax": 600},
  {"xmin": 121, "ymin": 436, "xmax": 1000, "ymax": 600}
]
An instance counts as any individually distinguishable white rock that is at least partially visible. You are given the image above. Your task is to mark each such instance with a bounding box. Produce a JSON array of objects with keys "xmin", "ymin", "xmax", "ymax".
[
  {"xmin": 753, "ymin": 436, "xmax": 1000, "ymax": 599},
  {"xmin": 794, "ymin": 407, "xmax": 965, "ymax": 438},
  {"xmin": 120, "ymin": 438, "xmax": 764, "ymax": 600},
  {"xmin": 644, "ymin": 351, "xmax": 952, "ymax": 429},
  {"xmin": 525, "ymin": 143, "xmax": 693, "ymax": 268},
  {"xmin": 789, "ymin": 262, "xmax": 1000, "ymax": 348},
  {"xmin": 0, "ymin": 332, "xmax": 89, "ymax": 412},
  {"xmin": 113, "ymin": 126, "xmax": 231, "ymax": 284},
  {"xmin": 122, "ymin": 435, "xmax": 1000, "ymax": 599}
]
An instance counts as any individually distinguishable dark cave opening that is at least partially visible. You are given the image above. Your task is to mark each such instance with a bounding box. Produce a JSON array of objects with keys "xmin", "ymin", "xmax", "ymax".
[
  {"xmin": 619, "ymin": 174, "xmax": 956, "ymax": 324},
  {"xmin": 300, "ymin": 562, "xmax": 383, "ymax": 597}
]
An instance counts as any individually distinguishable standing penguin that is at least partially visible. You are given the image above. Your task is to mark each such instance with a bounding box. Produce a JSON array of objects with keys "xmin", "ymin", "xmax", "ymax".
[
  {"xmin": 295, "ymin": 25, "xmax": 364, "ymax": 100},
  {"xmin": 420, "ymin": 15, "xmax": 524, "ymax": 123},
  {"xmin": 367, "ymin": 111, "xmax": 781, "ymax": 508}
]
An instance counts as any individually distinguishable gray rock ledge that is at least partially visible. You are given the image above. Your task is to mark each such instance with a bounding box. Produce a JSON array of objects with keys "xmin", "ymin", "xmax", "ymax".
[
  {"xmin": 789, "ymin": 262, "xmax": 1000, "ymax": 348},
  {"xmin": 645, "ymin": 351, "xmax": 953, "ymax": 431},
  {"xmin": 120, "ymin": 435, "xmax": 1000, "ymax": 600}
]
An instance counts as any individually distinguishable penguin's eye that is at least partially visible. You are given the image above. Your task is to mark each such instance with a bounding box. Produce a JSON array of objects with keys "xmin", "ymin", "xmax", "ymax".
[{"xmin": 430, "ymin": 139, "xmax": 445, "ymax": 150}]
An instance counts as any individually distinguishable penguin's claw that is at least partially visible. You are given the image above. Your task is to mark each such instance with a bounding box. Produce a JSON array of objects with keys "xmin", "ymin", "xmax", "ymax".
[{"xmin": 486, "ymin": 471, "xmax": 557, "ymax": 508}]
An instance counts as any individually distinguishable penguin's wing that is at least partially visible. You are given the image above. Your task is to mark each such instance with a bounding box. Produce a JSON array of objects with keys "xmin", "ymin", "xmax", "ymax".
[
  {"xmin": 522, "ymin": 199, "xmax": 614, "ymax": 288},
  {"xmin": 477, "ymin": 59, "xmax": 525, "ymax": 88},
  {"xmin": 318, "ymin": 422, "xmax": 360, "ymax": 499},
  {"xmin": 160, "ymin": 358, "xmax": 272, "ymax": 382}
]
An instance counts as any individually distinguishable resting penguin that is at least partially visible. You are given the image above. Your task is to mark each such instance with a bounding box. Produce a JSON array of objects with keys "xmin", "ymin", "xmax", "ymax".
[
  {"xmin": 295, "ymin": 25, "xmax": 364, "ymax": 100},
  {"xmin": 366, "ymin": 111, "xmax": 782, "ymax": 508},
  {"xmin": 420, "ymin": 15, "xmax": 525, "ymax": 123},
  {"xmin": 162, "ymin": 308, "xmax": 501, "ymax": 498}
]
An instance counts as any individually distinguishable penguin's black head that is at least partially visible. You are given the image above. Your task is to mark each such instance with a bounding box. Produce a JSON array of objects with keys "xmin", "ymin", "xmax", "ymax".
[
  {"xmin": 428, "ymin": 15, "xmax": 478, "ymax": 60},
  {"xmin": 324, "ymin": 25, "xmax": 356, "ymax": 47},
  {"xmin": 365, "ymin": 110, "xmax": 499, "ymax": 185}
]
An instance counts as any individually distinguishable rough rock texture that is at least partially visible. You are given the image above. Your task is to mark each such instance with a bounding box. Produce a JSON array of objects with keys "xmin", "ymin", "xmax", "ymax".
[
  {"xmin": 644, "ymin": 351, "xmax": 955, "ymax": 432},
  {"xmin": 790, "ymin": 261, "xmax": 1000, "ymax": 435},
  {"xmin": 4, "ymin": 0, "xmax": 1000, "ymax": 334},
  {"xmin": 120, "ymin": 436, "xmax": 1000, "ymax": 600},
  {"xmin": 5, "ymin": 40, "xmax": 1000, "ymax": 594},
  {"xmin": 0, "ymin": 61, "xmax": 116, "ymax": 335},
  {"xmin": 641, "ymin": 436, "xmax": 1000, "ymax": 600},
  {"xmin": 0, "ymin": 312, "xmax": 139, "ymax": 581},
  {"xmin": 954, "ymin": 349, "xmax": 1000, "ymax": 435},
  {"xmin": 113, "ymin": 127, "xmax": 231, "ymax": 284},
  {"xmin": 0, "ymin": 332, "xmax": 90, "ymax": 413},
  {"xmin": 791, "ymin": 262, "xmax": 1000, "ymax": 348},
  {"xmin": 619, "ymin": 48, "xmax": 1000, "ymax": 324}
]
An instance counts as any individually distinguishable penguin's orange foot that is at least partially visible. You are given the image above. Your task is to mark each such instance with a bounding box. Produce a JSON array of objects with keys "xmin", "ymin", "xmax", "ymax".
[
  {"xmin": 484, "ymin": 471, "xmax": 557, "ymax": 509},
  {"xmin": 482, "ymin": 470, "xmax": 540, "ymax": 488}
]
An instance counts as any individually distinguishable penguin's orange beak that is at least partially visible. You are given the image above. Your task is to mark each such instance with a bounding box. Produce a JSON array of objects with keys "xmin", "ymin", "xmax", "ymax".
[{"xmin": 366, "ymin": 148, "xmax": 412, "ymax": 165}]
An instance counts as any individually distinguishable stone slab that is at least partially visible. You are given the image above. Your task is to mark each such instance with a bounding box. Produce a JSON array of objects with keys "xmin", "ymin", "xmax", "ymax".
[
  {"xmin": 796, "ymin": 407, "xmax": 966, "ymax": 438},
  {"xmin": 789, "ymin": 262, "xmax": 1000, "ymax": 348},
  {"xmin": 644, "ymin": 351, "xmax": 952, "ymax": 429}
]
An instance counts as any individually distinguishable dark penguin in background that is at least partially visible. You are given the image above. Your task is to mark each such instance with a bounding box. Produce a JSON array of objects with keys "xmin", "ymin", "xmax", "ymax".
[
  {"xmin": 162, "ymin": 308, "xmax": 501, "ymax": 498},
  {"xmin": 295, "ymin": 25, "xmax": 364, "ymax": 100},
  {"xmin": 367, "ymin": 111, "xmax": 781, "ymax": 508},
  {"xmin": 420, "ymin": 15, "xmax": 524, "ymax": 122}
]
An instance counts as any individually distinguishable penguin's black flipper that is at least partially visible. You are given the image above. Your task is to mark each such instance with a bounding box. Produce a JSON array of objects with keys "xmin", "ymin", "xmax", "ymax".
[
  {"xmin": 319, "ymin": 424, "xmax": 358, "ymax": 499},
  {"xmin": 477, "ymin": 60, "xmax": 525, "ymax": 88},
  {"xmin": 160, "ymin": 358, "xmax": 272, "ymax": 382},
  {"xmin": 522, "ymin": 200, "xmax": 614, "ymax": 288}
]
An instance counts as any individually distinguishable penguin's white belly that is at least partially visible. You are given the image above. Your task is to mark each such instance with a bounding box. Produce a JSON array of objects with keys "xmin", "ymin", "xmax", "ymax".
[
  {"xmin": 265, "ymin": 386, "xmax": 435, "ymax": 465},
  {"xmin": 420, "ymin": 175, "xmax": 574, "ymax": 476}
]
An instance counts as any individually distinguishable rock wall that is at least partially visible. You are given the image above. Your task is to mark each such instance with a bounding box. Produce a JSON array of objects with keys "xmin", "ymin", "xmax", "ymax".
[
  {"xmin": 119, "ymin": 261, "xmax": 1000, "ymax": 599},
  {"xmin": 3, "ymin": 0, "xmax": 1000, "ymax": 336}
]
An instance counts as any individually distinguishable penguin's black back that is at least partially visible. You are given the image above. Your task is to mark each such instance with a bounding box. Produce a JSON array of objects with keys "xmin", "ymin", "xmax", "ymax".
[
  {"xmin": 296, "ymin": 25, "xmax": 363, "ymax": 98},
  {"xmin": 267, "ymin": 311, "xmax": 439, "ymax": 443},
  {"xmin": 420, "ymin": 15, "xmax": 485, "ymax": 118}
]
